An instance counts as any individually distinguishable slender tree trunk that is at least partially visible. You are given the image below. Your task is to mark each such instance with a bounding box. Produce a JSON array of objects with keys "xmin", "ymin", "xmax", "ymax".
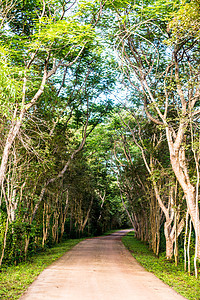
[
  {"xmin": 188, "ymin": 218, "xmax": 192, "ymax": 275},
  {"xmin": 42, "ymin": 203, "xmax": 51, "ymax": 247},
  {"xmin": 184, "ymin": 210, "xmax": 189, "ymax": 272},
  {"xmin": 0, "ymin": 121, "xmax": 21, "ymax": 186},
  {"xmin": 174, "ymin": 209, "xmax": 178, "ymax": 266},
  {"xmin": 60, "ymin": 190, "xmax": 69, "ymax": 241},
  {"xmin": 24, "ymin": 236, "xmax": 30, "ymax": 260}
]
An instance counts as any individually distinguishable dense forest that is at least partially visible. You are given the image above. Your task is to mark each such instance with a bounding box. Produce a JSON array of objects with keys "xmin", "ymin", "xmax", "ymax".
[{"xmin": 0, "ymin": 0, "xmax": 200, "ymax": 278}]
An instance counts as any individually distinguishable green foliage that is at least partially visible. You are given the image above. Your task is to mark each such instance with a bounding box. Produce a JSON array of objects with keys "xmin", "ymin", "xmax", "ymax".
[
  {"xmin": 31, "ymin": 19, "xmax": 95, "ymax": 51},
  {"xmin": 0, "ymin": 47, "xmax": 23, "ymax": 117},
  {"xmin": 169, "ymin": 0, "xmax": 200, "ymax": 42},
  {"xmin": 0, "ymin": 0, "xmax": 199, "ymax": 284},
  {"xmin": 139, "ymin": 0, "xmax": 180, "ymax": 21},
  {"xmin": 104, "ymin": 0, "xmax": 130, "ymax": 9},
  {"xmin": 0, "ymin": 0, "xmax": 121, "ymax": 266},
  {"xmin": 0, "ymin": 210, "xmax": 7, "ymax": 250}
]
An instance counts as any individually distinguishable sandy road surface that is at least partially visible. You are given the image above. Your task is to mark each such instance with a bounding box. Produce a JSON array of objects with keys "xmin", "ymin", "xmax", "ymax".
[{"xmin": 20, "ymin": 230, "xmax": 187, "ymax": 300}]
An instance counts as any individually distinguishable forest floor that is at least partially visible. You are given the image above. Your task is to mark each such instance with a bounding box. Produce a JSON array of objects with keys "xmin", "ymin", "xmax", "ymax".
[{"xmin": 19, "ymin": 229, "xmax": 186, "ymax": 300}]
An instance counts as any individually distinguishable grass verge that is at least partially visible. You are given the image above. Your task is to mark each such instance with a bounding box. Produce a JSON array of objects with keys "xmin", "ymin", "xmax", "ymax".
[
  {"xmin": 122, "ymin": 231, "xmax": 200, "ymax": 300},
  {"xmin": 0, "ymin": 239, "xmax": 83, "ymax": 300}
]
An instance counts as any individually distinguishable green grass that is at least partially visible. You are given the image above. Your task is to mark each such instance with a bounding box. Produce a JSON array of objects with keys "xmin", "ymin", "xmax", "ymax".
[
  {"xmin": 0, "ymin": 230, "xmax": 120, "ymax": 299},
  {"xmin": 0, "ymin": 239, "xmax": 83, "ymax": 300},
  {"xmin": 122, "ymin": 231, "xmax": 200, "ymax": 300},
  {"xmin": 3, "ymin": 230, "xmax": 198, "ymax": 300}
]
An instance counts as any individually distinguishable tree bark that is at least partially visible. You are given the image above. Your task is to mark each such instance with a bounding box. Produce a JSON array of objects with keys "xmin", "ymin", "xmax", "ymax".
[{"xmin": 166, "ymin": 127, "xmax": 200, "ymax": 258}]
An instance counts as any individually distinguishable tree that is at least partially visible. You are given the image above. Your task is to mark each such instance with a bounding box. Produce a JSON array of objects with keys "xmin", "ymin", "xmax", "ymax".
[
  {"xmin": 0, "ymin": 0, "xmax": 99, "ymax": 187},
  {"xmin": 0, "ymin": 0, "xmax": 122, "ymax": 265},
  {"xmin": 106, "ymin": 0, "xmax": 200, "ymax": 259}
]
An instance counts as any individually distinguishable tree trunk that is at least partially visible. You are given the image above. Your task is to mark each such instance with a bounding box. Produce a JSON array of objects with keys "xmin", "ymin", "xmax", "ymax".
[
  {"xmin": 42, "ymin": 203, "xmax": 51, "ymax": 247},
  {"xmin": 166, "ymin": 129, "xmax": 200, "ymax": 259},
  {"xmin": 0, "ymin": 121, "xmax": 21, "ymax": 186},
  {"xmin": 24, "ymin": 236, "xmax": 30, "ymax": 261},
  {"xmin": 165, "ymin": 236, "xmax": 174, "ymax": 260}
]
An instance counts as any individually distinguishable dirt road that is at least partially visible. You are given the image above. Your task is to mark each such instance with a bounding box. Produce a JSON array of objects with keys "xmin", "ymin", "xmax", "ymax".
[{"xmin": 20, "ymin": 230, "xmax": 187, "ymax": 300}]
